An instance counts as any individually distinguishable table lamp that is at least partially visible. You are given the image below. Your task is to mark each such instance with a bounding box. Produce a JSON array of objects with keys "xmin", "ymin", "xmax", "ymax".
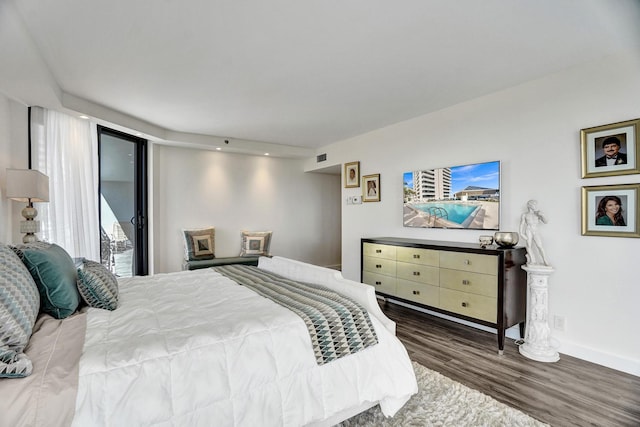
[{"xmin": 6, "ymin": 168, "xmax": 49, "ymax": 243}]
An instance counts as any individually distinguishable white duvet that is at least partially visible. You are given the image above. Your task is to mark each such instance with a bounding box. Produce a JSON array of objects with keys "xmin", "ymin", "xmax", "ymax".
[{"xmin": 72, "ymin": 259, "xmax": 417, "ymax": 427}]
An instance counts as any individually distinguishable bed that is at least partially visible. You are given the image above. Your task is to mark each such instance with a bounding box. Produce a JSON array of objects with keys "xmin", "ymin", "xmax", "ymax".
[{"xmin": 0, "ymin": 248, "xmax": 417, "ymax": 427}]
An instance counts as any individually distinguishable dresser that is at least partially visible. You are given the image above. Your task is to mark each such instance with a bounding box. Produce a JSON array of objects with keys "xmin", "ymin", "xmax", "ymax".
[{"xmin": 361, "ymin": 237, "xmax": 527, "ymax": 353}]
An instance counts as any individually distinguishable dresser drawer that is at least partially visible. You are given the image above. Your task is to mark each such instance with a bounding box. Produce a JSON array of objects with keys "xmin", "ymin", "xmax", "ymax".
[
  {"xmin": 396, "ymin": 261, "xmax": 439, "ymax": 286},
  {"xmin": 363, "ymin": 271, "xmax": 397, "ymax": 295},
  {"xmin": 396, "ymin": 246, "xmax": 439, "ymax": 266},
  {"xmin": 363, "ymin": 243, "xmax": 397, "ymax": 260},
  {"xmin": 439, "ymin": 251, "xmax": 497, "ymax": 275},
  {"xmin": 439, "ymin": 288, "xmax": 496, "ymax": 323},
  {"xmin": 363, "ymin": 256, "xmax": 397, "ymax": 277},
  {"xmin": 396, "ymin": 279, "xmax": 439, "ymax": 306},
  {"xmin": 439, "ymin": 268, "xmax": 497, "ymax": 298}
]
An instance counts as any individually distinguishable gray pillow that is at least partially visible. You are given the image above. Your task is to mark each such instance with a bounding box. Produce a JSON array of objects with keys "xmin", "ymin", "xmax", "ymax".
[
  {"xmin": 0, "ymin": 244, "xmax": 40, "ymax": 378},
  {"xmin": 183, "ymin": 227, "xmax": 215, "ymax": 261},
  {"xmin": 77, "ymin": 259, "xmax": 119, "ymax": 311},
  {"xmin": 239, "ymin": 231, "xmax": 272, "ymax": 257},
  {"xmin": 12, "ymin": 242, "xmax": 80, "ymax": 319}
]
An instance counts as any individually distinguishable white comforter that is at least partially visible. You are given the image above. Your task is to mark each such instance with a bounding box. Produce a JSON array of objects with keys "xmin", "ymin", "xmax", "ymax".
[{"xmin": 72, "ymin": 263, "xmax": 417, "ymax": 426}]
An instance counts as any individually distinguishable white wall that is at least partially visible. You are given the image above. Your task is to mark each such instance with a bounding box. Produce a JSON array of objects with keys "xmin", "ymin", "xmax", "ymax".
[
  {"xmin": 0, "ymin": 94, "xmax": 29, "ymax": 244},
  {"xmin": 152, "ymin": 144, "xmax": 342, "ymax": 273},
  {"xmin": 312, "ymin": 51, "xmax": 640, "ymax": 375}
]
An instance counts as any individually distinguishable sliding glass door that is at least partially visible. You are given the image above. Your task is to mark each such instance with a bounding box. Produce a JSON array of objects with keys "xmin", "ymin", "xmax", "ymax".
[{"xmin": 98, "ymin": 126, "xmax": 148, "ymax": 276}]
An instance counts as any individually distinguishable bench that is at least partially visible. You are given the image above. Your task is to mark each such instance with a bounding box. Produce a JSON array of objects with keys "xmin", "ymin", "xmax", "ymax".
[{"xmin": 182, "ymin": 256, "xmax": 260, "ymax": 271}]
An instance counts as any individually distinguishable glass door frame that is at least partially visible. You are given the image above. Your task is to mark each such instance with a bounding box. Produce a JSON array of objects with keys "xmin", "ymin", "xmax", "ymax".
[{"xmin": 97, "ymin": 125, "xmax": 148, "ymax": 276}]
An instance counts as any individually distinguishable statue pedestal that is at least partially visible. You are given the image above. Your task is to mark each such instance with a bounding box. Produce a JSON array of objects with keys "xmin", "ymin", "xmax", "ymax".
[{"xmin": 519, "ymin": 264, "xmax": 560, "ymax": 363}]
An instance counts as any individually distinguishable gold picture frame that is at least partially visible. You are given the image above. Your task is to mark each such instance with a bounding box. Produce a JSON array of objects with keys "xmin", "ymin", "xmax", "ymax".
[
  {"xmin": 581, "ymin": 183, "xmax": 640, "ymax": 238},
  {"xmin": 362, "ymin": 174, "xmax": 381, "ymax": 202},
  {"xmin": 344, "ymin": 161, "xmax": 360, "ymax": 188},
  {"xmin": 580, "ymin": 118, "xmax": 640, "ymax": 178}
]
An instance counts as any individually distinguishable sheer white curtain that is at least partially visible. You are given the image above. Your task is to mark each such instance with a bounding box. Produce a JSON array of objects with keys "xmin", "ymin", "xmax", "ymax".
[{"xmin": 30, "ymin": 107, "xmax": 100, "ymax": 260}]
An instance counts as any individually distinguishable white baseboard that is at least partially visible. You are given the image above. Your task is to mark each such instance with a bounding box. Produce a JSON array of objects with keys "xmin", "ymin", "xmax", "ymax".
[{"xmin": 384, "ymin": 298, "xmax": 639, "ymax": 377}]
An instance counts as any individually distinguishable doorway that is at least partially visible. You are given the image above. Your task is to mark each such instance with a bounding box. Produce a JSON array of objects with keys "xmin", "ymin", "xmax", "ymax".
[{"xmin": 98, "ymin": 126, "xmax": 148, "ymax": 276}]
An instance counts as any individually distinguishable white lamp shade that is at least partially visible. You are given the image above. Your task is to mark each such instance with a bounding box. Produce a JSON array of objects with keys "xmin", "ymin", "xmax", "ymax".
[{"xmin": 6, "ymin": 169, "xmax": 49, "ymax": 202}]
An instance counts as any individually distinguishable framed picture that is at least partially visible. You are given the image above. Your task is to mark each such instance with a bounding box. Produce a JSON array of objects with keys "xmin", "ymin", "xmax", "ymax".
[
  {"xmin": 580, "ymin": 118, "xmax": 639, "ymax": 178},
  {"xmin": 362, "ymin": 174, "xmax": 381, "ymax": 202},
  {"xmin": 581, "ymin": 183, "xmax": 640, "ymax": 238},
  {"xmin": 344, "ymin": 161, "xmax": 360, "ymax": 188}
]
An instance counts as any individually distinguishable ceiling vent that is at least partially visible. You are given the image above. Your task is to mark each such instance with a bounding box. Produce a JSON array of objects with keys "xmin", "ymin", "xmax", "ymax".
[{"xmin": 316, "ymin": 153, "xmax": 327, "ymax": 163}]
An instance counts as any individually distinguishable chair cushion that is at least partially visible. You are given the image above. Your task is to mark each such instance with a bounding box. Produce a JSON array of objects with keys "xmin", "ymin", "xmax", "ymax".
[{"xmin": 183, "ymin": 256, "xmax": 259, "ymax": 270}]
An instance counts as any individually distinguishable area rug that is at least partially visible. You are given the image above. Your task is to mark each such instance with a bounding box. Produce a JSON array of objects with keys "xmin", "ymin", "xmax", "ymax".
[{"xmin": 338, "ymin": 361, "xmax": 548, "ymax": 427}]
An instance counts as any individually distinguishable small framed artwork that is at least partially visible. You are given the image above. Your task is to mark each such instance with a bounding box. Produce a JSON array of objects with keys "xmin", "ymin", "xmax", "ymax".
[
  {"xmin": 362, "ymin": 174, "xmax": 381, "ymax": 202},
  {"xmin": 580, "ymin": 118, "xmax": 639, "ymax": 178},
  {"xmin": 581, "ymin": 183, "xmax": 640, "ymax": 238},
  {"xmin": 344, "ymin": 161, "xmax": 360, "ymax": 188}
]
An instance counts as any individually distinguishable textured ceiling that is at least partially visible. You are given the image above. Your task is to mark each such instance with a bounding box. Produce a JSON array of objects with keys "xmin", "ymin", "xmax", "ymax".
[{"xmin": 4, "ymin": 0, "xmax": 640, "ymax": 151}]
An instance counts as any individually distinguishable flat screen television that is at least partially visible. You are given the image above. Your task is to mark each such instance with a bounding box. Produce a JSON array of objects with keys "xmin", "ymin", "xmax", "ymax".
[{"xmin": 403, "ymin": 160, "xmax": 500, "ymax": 230}]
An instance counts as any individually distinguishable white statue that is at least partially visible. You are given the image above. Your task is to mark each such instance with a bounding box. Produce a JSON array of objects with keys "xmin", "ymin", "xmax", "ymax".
[{"xmin": 519, "ymin": 199, "xmax": 550, "ymax": 266}]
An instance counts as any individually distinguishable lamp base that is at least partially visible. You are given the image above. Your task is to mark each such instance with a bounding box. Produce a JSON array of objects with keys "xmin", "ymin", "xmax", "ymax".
[{"xmin": 22, "ymin": 233, "xmax": 38, "ymax": 243}]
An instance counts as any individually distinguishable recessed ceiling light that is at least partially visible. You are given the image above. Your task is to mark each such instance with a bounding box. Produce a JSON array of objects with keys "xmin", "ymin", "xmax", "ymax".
[
  {"xmin": 216, "ymin": 147, "xmax": 222, "ymax": 151},
  {"xmin": 79, "ymin": 115, "xmax": 89, "ymax": 119},
  {"xmin": 264, "ymin": 153, "xmax": 270, "ymax": 156}
]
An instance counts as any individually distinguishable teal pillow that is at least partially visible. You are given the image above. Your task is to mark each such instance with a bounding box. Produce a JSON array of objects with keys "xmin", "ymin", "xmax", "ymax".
[
  {"xmin": 12, "ymin": 243, "xmax": 80, "ymax": 319},
  {"xmin": 77, "ymin": 259, "xmax": 119, "ymax": 311}
]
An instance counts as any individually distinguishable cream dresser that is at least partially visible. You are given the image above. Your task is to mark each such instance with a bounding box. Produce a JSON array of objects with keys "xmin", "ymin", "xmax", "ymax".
[{"xmin": 362, "ymin": 237, "xmax": 527, "ymax": 353}]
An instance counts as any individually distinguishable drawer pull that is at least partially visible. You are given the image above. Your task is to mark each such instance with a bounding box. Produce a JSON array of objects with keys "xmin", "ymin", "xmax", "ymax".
[
  {"xmin": 376, "ymin": 249, "xmax": 382, "ymax": 253},
  {"xmin": 376, "ymin": 264, "xmax": 382, "ymax": 269},
  {"xmin": 461, "ymin": 302, "xmax": 469, "ymax": 307},
  {"xmin": 464, "ymin": 259, "xmax": 471, "ymax": 265},
  {"xmin": 412, "ymin": 290, "xmax": 420, "ymax": 295},
  {"xmin": 413, "ymin": 254, "xmax": 420, "ymax": 259},
  {"xmin": 413, "ymin": 271, "xmax": 420, "ymax": 276},
  {"xmin": 375, "ymin": 281, "xmax": 381, "ymax": 285},
  {"xmin": 462, "ymin": 279, "xmax": 470, "ymax": 285}
]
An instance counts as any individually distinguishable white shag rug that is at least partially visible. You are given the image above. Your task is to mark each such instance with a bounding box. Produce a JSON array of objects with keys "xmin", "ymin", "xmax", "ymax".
[{"xmin": 338, "ymin": 361, "xmax": 548, "ymax": 427}]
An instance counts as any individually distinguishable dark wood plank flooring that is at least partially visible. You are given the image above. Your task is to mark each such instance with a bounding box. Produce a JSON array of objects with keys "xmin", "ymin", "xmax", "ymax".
[{"xmin": 381, "ymin": 300, "xmax": 640, "ymax": 427}]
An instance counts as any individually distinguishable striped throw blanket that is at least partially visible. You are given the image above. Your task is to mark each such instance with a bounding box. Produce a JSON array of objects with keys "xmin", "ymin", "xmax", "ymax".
[{"xmin": 214, "ymin": 264, "xmax": 378, "ymax": 365}]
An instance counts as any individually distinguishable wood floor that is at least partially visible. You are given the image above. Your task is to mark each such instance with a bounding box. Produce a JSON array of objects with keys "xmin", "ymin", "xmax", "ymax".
[{"xmin": 380, "ymin": 300, "xmax": 640, "ymax": 427}]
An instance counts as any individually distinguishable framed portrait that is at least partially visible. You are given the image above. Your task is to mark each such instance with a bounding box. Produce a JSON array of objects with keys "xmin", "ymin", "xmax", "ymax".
[
  {"xmin": 362, "ymin": 174, "xmax": 381, "ymax": 202},
  {"xmin": 344, "ymin": 161, "xmax": 360, "ymax": 188},
  {"xmin": 580, "ymin": 118, "xmax": 639, "ymax": 178},
  {"xmin": 581, "ymin": 183, "xmax": 640, "ymax": 238}
]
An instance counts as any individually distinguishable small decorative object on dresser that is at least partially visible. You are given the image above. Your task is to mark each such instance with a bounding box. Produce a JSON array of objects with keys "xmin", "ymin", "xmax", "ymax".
[
  {"xmin": 361, "ymin": 237, "xmax": 527, "ymax": 354},
  {"xmin": 478, "ymin": 235, "xmax": 493, "ymax": 248},
  {"xmin": 493, "ymin": 231, "xmax": 519, "ymax": 248}
]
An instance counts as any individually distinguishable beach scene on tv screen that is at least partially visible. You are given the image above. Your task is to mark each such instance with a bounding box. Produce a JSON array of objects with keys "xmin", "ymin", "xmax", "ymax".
[{"xmin": 403, "ymin": 161, "xmax": 500, "ymax": 230}]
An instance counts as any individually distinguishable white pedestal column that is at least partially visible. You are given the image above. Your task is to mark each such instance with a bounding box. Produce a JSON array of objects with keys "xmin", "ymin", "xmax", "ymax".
[{"xmin": 519, "ymin": 264, "xmax": 559, "ymax": 362}]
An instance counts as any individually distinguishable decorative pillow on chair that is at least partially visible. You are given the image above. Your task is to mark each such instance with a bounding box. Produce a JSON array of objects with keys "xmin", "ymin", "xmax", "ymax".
[
  {"xmin": 239, "ymin": 231, "xmax": 272, "ymax": 257},
  {"xmin": 183, "ymin": 227, "xmax": 216, "ymax": 261},
  {"xmin": 12, "ymin": 242, "xmax": 80, "ymax": 319},
  {"xmin": 0, "ymin": 244, "xmax": 40, "ymax": 378},
  {"xmin": 77, "ymin": 259, "xmax": 119, "ymax": 311}
]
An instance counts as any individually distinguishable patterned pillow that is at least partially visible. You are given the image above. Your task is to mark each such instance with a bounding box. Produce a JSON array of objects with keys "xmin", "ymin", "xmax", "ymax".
[
  {"xmin": 0, "ymin": 244, "xmax": 40, "ymax": 378},
  {"xmin": 183, "ymin": 227, "xmax": 215, "ymax": 261},
  {"xmin": 77, "ymin": 259, "xmax": 119, "ymax": 311},
  {"xmin": 12, "ymin": 242, "xmax": 80, "ymax": 319},
  {"xmin": 239, "ymin": 231, "xmax": 272, "ymax": 257}
]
